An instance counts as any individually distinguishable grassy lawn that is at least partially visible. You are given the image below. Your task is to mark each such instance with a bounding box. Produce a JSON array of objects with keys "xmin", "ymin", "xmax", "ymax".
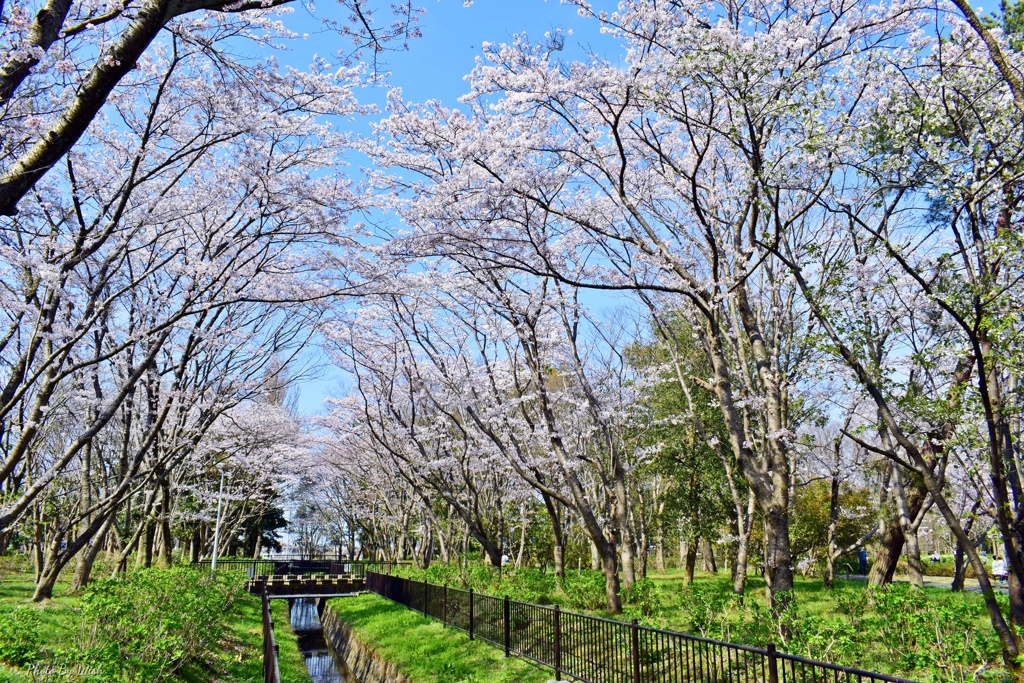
[
  {"xmin": 391, "ymin": 563, "xmax": 1005, "ymax": 682},
  {"xmin": 0, "ymin": 554, "xmax": 311, "ymax": 683},
  {"xmin": 641, "ymin": 569, "xmax": 1000, "ymax": 674},
  {"xmin": 327, "ymin": 592, "xmax": 551, "ymax": 683}
]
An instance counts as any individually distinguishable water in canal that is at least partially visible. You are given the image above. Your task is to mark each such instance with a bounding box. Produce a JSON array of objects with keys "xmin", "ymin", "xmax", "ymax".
[{"xmin": 289, "ymin": 598, "xmax": 353, "ymax": 683}]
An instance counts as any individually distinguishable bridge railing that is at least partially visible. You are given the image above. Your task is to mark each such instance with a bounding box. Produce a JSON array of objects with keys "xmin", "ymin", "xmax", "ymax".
[
  {"xmin": 365, "ymin": 571, "xmax": 921, "ymax": 683},
  {"xmin": 192, "ymin": 558, "xmax": 409, "ymax": 577}
]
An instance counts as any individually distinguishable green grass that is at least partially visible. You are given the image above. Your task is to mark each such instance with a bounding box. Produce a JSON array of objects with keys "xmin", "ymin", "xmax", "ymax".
[
  {"xmin": 327, "ymin": 593, "xmax": 551, "ymax": 683},
  {"xmin": 0, "ymin": 556, "xmax": 86, "ymax": 683},
  {"xmin": 0, "ymin": 554, "xmax": 275, "ymax": 683},
  {"xmin": 177, "ymin": 590, "xmax": 263, "ymax": 683},
  {"xmin": 394, "ymin": 562, "xmax": 1006, "ymax": 682},
  {"xmin": 272, "ymin": 600, "xmax": 313, "ymax": 683}
]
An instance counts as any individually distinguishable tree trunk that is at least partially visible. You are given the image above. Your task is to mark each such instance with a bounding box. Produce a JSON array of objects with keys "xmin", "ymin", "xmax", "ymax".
[
  {"xmin": 422, "ymin": 524, "xmax": 433, "ymax": 569},
  {"xmin": 553, "ymin": 542, "xmax": 564, "ymax": 579},
  {"xmin": 763, "ymin": 505, "xmax": 795, "ymax": 616},
  {"xmin": 159, "ymin": 482, "xmax": 173, "ymax": 567},
  {"xmin": 614, "ymin": 482, "xmax": 636, "ymax": 591},
  {"xmin": 683, "ymin": 542, "xmax": 697, "ymax": 586},
  {"xmin": 824, "ymin": 435, "xmax": 843, "ymax": 589},
  {"xmin": 700, "ymin": 539, "xmax": 717, "ymax": 573},
  {"xmin": 71, "ymin": 512, "xmax": 115, "ymax": 591},
  {"xmin": 600, "ymin": 544, "xmax": 622, "ymax": 613},
  {"xmin": 637, "ymin": 506, "xmax": 649, "ymax": 579},
  {"xmin": 893, "ymin": 465, "xmax": 925, "ymax": 587},
  {"xmin": 33, "ymin": 543, "xmax": 64, "ymax": 602},
  {"xmin": 952, "ymin": 537, "xmax": 967, "ymax": 591},
  {"xmin": 33, "ymin": 506, "xmax": 44, "ymax": 584},
  {"xmin": 142, "ymin": 517, "xmax": 154, "ymax": 568},
  {"xmin": 655, "ymin": 536, "xmax": 665, "ymax": 572},
  {"xmin": 733, "ymin": 528, "xmax": 750, "ymax": 595},
  {"xmin": 868, "ymin": 519, "xmax": 903, "ymax": 586},
  {"xmin": 515, "ymin": 515, "xmax": 527, "ymax": 569},
  {"xmin": 590, "ymin": 540, "xmax": 600, "ymax": 571},
  {"xmin": 904, "ymin": 525, "xmax": 925, "ymax": 587}
]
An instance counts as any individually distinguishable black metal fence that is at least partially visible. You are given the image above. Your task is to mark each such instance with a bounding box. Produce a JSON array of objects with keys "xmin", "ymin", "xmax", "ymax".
[
  {"xmin": 256, "ymin": 581, "xmax": 281, "ymax": 683},
  {"xmin": 365, "ymin": 571, "xmax": 920, "ymax": 683},
  {"xmin": 192, "ymin": 558, "xmax": 408, "ymax": 577}
]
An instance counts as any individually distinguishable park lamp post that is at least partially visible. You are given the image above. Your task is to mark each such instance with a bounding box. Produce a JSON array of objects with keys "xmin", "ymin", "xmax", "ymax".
[{"xmin": 211, "ymin": 469, "xmax": 227, "ymax": 572}]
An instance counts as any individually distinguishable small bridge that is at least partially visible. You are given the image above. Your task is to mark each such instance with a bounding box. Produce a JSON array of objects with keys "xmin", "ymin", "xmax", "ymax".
[
  {"xmin": 192, "ymin": 557, "xmax": 406, "ymax": 579},
  {"xmin": 249, "ymin": 573, "xmax": 364, "ymax": 598},
  {"xmin": 197, "ymin": 558, "xmax": 409, "ymax": 683}
]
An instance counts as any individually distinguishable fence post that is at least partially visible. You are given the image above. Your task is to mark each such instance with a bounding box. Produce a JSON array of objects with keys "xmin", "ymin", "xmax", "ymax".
[
  {"xmin": 423, "ymin": 580, "xmax": 428, "ymax": 615},
  {"xmin": 469, "ymin": 588, "xmax": 475, "ymax": 640},
  {"xmin": 767, "ymin": 643, "xmax": 779, "ymax": 683},
  {"xmin": 503, "ymin": 595, "xmax": 511, "ymax": 657},
  {"xmin": 630, "ymin": 618, "xmax": 641, "ymax": 683},
  {"xmin": 553, "ymin": 604, "xmax": 562, "ymax": 681},
  {"xmin": 443, "ymin": 584, "xmax": 448, "ymax": 625}
]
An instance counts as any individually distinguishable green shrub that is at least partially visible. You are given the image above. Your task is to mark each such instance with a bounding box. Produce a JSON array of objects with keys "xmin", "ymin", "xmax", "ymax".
[
  {"xmin": 677, "ymin": 582, "xmax": 738, "ymax": 639},
  {"xmin": 871, "ymin": 584, "xmax": 996, "ymax": 681},
  {"xmin": 559, "ymin": 571, "xmax": 608, "ymax": 611},
  {"xmin": 788, "ymin": 611, "xmax": 862, "ymax": 666},
  {"xmin": 74, "ymin": 567, "xmax": 244, "ymax": 682},
  {"xmin": 422, "ymin": 563, "xmax": 461, "ymax": 586},
  {"xmin": 495, "ymin": 569, "xmax": 556, "ymax": 604},
  {"xmin": 623, "ymin": 577, "xmax": 658, "ymax": 617},
  {"xmin": 894, "ymin": 558, "xmax": 978, "ymax": 579},
  {"xmin": 0, "ymin": 607, "xmax": 40, "ymax": 666}
]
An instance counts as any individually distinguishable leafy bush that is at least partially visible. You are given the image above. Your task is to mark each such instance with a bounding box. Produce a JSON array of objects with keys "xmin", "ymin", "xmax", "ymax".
[
  {"xmin": 894, "ymin": 558, "xmax": 978, "ymax": 579},
  {"xmin": 495, "ymin": 569, "xmax": 557, "ymax": 604},
  {"xmin": 677, "ymin": 582, "xmax": 739, "ymax": 639},
  {"xmin": 623, "ymin": 577, "xmax": 658, "ymax": 617},
  {"xmin": 0, "ymin": 607, "xmax": 40, "ymax": 666},
  {"xmin": 788, "ymin": 612, "xmax": 862, "ymax": 666},
  {"xmin": 74, "ymin": 567, "xmax": 244, "ymax": 682},
  {"xmin": 559, "ymin": 571, "xmax": 608, "ymax": 611},
  {"xmin": 871, "ymin": 584, "xmax": 997, "ymax": 680},
  {"xmin": 421, "ymin": 562, "xmax": 462, "ymax": 586}
]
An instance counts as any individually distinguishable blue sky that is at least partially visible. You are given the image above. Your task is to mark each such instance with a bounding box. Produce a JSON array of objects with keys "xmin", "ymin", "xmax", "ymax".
[
  {"xmin": 284, "ymin": 0, "xmax": 617, "ymax": 107},
  {"xmin": 285, "ymin": 0, "xmax": 1007, "ymax": 415},
  {"xmin": 287, "ymin": 0, "xmax": 623, "ymax": 414}
]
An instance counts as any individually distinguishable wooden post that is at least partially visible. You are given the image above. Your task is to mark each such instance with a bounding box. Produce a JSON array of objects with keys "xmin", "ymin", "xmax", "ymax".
[
  {"xmin": 767, "ymin": 643, "xmax": 779, "ymax": 683},
  {"xmin": 469, "ymin": 588, "xmax": 475, "ymax": 640},
  {"xmin": 630, "ymin": 618, "xmax": 641, "ymax": 683},
  {"xmin": 553, "ymin": 604, "xmax": 562, "ymax": 680},
  {"xmin": 503, "ymin": 595, "xmax": 511, "ymax": 657}
]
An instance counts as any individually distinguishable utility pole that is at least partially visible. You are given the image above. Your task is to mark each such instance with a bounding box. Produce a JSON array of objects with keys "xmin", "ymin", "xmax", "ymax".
[{"xmin": 211, "ymin": 470, "xmax": 226, "ymax": 571}]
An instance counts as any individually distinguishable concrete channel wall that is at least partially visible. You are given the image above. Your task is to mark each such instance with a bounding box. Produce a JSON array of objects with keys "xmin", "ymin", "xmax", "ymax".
[{"xmin": 321, "ymin": 604, "xmax": 411, "ymax": 683}]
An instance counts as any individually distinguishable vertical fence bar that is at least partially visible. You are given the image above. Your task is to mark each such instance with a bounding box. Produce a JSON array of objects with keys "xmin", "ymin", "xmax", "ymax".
[
  {"xmin": 443, "ymin": 584, "xmax": 448, "ymax": 625},
  {"xmin": 768, "ymin": 643, "xmax": 780, "ymax": 683},
  {"xmin": 503, "ymin": 595, "xmax": 511, "ymax": 657},
  {"xmin": 469, "ymin": 588, "xmax": 475, "ymax": 640},
  {"xmin": 553, "ymin": 604, "xmax": 562, "ymax": 681},
  {"xmin": 631, "ymin": 619, "xmax": 641, "ymax": 683}
]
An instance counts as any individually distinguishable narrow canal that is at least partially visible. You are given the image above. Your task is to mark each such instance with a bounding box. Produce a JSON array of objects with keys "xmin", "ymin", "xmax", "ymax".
[{"xmin": 290, "ymin": 598, "xmax": 353, "ymax": 683}]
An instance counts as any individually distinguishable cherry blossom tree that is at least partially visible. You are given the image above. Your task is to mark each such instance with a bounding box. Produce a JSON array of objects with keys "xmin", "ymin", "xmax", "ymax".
[
  {"xmin": 362, "ymin": 0, "xmax": 935, "ymax": 619},
  {"xmin": 0, "ymin": 0, "xmax": 419, "ymax": 214},
  {"xmin": 772, "ymin": 12, "xmax": 1024, "ymax": 664}
]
